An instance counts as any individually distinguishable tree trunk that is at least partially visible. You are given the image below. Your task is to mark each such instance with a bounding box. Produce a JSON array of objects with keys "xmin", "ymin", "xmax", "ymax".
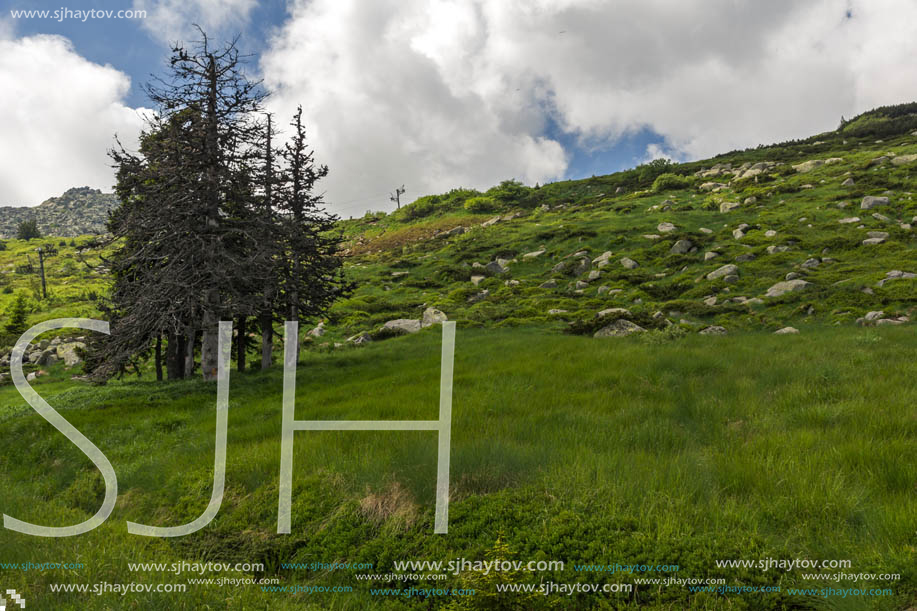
[
  {"xmin": 261, "ymin": 311, "xmax": 273, "ymax": 370},
  {"xmin": 183, "ymin": 331, "xmax": 193, "ymax": 378},
  {"xmin": 201, "ymin": 309, "xmax": 220, "ymax": 381},
  {"xmin": 236, "ymin": 316, "xmax": 246, "ymax": 373},
  {"xmin": 155, "ymin": 334, "xmax": 163, "ymax": 382},
  {"xmin": 166, "ymin": 332, "xmax": 186, "ymax": 380}
]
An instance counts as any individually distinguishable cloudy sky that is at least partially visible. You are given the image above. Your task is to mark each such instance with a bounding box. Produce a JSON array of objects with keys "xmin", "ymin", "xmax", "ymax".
[{"xmin": 3, "ymin": 0, "xmax": 917, "ymax": 215}]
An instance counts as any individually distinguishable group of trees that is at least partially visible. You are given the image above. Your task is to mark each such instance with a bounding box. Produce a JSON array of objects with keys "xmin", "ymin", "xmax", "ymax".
[{"xmin": 88, "ymin": 31, "xmax": 350, "ymax": 381}]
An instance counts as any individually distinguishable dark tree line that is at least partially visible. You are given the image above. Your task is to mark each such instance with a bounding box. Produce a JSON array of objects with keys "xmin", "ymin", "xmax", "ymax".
[{"xmin": 87, "ymin": 30, "xmax": 351, "ymax": 381}]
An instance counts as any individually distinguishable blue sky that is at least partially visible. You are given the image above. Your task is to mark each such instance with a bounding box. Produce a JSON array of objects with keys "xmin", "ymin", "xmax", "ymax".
[{"xmin": 2, "ymin": 1, "xmax": 915, "ymax": 210}]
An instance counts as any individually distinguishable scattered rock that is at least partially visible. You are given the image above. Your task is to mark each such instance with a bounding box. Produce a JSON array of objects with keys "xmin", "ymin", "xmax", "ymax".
[
  {"xmin": 670, "ymin": 239, "xmax": 693, "ymax": 254},
  {"xmin": 471, "ymin": 275, "xmax": 485, "ymax": 286},
  {"xmin": 860, "ymin": 195, "xmax": 889, "ymax": 210},
  {"xmin": 707, "ymin": 264, "xmax": 738, "ymax": 280},
  {"xmin": 657, "ymin": 222, "xmax": 677, "ymax": 233},
  {"xmin": 699, "ymin": 325, "xmax": 727, "ymax": 335},
  {"xmin": 594, "ymin": 319, "xmax": 646, "ymax": 337},
  {"xmin": 548, "ymin": 309, "xmax": 568, "ymax": 315},
  {"xmin": 837, "ymin": 217, "xmax": 860, "ymax": 224},
  {"xmin": 765, "ymin": 279, "xmax": 811, "ymax": 298},
  {"xmin": 890, "ymin": 153, "xmax": 917, "ymax": 166},
  {"xmin": 308, "ymin": 322, "xmax": 325, "ymax": 337},
  {"xmin": 801, "ymin": 258, "xmax": 820, "ymax": 268},
  {"xmin": 720, "ymin": 202, "xmax": 742, "ymax": 213},
  {"xmin": 347, "ymin": 332, "xmax": 372, "ymax": 345},
  {"xmin": 774, "ymin": 327, "xmax": 799, "ymax": 334},
  {"xmin": 698, "ymin": 227, "xmax": 713, "ymax": 234},
  {"xmin": 704, "ymin": 251, "xmax": 720, "ymax": 261},
  {"xmin": 421, "ymin": 308, "xmax": 448, "ymax": 328},
  {"xmin": 876, "ymin": 270, "xmax": 916, "ymax": 287},
  {"xmin": 792, "ymin": 159, "xmax": 824, "ymax": 173},
  {"xmin": 467, "ymin": 290, "xmax": 489, "ymax": 303},
  {"xmin": 785, "ymin": 272, "xmax": 802, "ymax": 281},
  {"xmin": 522, "ymin": 249, "xmax": 545, "ymax": 259},
  {"xmin": 732, "ymin": 228, "xmax": 745, "ymax": 240},
  {"xmin": 485, "ymin": 260, "xmax": 508, "ymax": 274},
  {"xmin": 598, "ymin": 307, "xmax": 632, "ymax": 317},
  {"xmin": 764, "ymin": 230, "xmax": 777, "ymax": 237},
  {"xmin": 539, "ymin": 279, "xmax": 558, "ymax": 289},
  {"xmin": 620, "ymin": 257, "xmax": 639, "ymax": 270},
  {"xmin": 382, "ymin": 319, "xmax": 421, "ymax": 334},
  {"xmin": 841, "ymin": 177, "xmax": 855, "ymax": 187}
]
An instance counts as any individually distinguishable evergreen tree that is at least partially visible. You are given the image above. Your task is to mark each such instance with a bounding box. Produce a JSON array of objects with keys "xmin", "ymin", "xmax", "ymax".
[{"xmin": 4, "ymin": 293, "xmax": 29, "ymax": 336}]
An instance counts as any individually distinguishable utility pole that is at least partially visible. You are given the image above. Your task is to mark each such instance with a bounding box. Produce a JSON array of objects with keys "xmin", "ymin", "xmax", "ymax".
[
  {"xmin": 390, "ymin": 184, "xmax": 405, "ymax": 210},
  {"xmin": 32, "ymin": 244, "xmax": 56, "ymax": 300}
]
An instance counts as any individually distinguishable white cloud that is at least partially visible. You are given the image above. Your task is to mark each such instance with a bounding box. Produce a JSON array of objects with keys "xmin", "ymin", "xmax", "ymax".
[
  {"xmin": 0, "ymin": 35, "xmax": 145, "ymax": 205},
  {"xmin": 261, "ymin": 0, "xmax": 917, "ymax": 215},
  {"xmin": 132, "ymin": 0, "xmax": 257, "ymax": 44}
]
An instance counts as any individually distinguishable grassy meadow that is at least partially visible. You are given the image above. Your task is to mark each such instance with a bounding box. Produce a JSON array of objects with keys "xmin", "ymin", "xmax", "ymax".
[{"xmin": 0, "ymin": 325, "xmax": 914, "ymax": 609}]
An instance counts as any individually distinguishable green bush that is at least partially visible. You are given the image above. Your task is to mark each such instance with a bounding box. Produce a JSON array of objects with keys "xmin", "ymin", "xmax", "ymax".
[
  {"xmin": 486, "ymin": 179, "xmax": 531, "ymax": 207},
  {"xmin": 464, "ymin": 196, "xmax": 498, "ymax": 213},
  {"xmin": 652, "ymin": 172, "xmax": 691, "ymax": 192},
  {"xmin": 16, "ymin": 219, "xmax": 41, "ymax": 241}
]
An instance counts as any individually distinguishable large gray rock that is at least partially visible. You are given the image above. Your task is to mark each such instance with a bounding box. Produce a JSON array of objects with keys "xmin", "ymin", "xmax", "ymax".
[
  {"xmin": 707, "ymin": 264, "xmax": 738, "ymax": 280},
  {"xmin": 485, "ymin": 260, "xmax": 507, "ymax": 274},
  {"xmin": 876, "ymin": 270, "xmax": 916, "ymax": 287},
  {"xmin": 594, "ymin": 319, "xmax": 646, "ymax": 338},
  {"xmin": 56, "ymin": 342, "xmax": 86, "ymax": 367},
  {"xmin": 792, "ymin": 159, "xmax": 824, "ymax": 173},
  {"xmin": 421, "ymin": 308, "xmax": 447, "ymax": 328},
  {"xmin": 670, "ymin": 239, "xmax": 693, "ymax": 254},
  {"xmin": 861, "ymin": 196, "xmax": 889, "ymax": 210},
  {"xmin": 308, "ymin": 322, "xmax": 325, "ymax": 337},
  {"xmin": 597, "ymin": 307, "xmax": 632, "ymax": 318},
  {"xmin": 382, "ymin": 319, "xmax": 422, "ymax": 334},
  {"xmin": 765, "ymin": 279, "xmax": 811, "ymax": 298}
]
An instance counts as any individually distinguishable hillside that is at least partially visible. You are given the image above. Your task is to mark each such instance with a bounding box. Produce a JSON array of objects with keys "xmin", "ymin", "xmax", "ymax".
[
  {"xmin": 0, "ymin": 186, "xmax": 117, "ymax": 239},
  {"xmin": 315, "ymin": 104, "xmax": 917, "ymax": 345}
]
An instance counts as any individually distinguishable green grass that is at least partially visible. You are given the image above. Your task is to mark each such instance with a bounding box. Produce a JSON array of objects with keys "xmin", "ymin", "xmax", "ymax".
[{"xmin": 0, "ymin": 325, "xmax": 914, "ymax": 609}]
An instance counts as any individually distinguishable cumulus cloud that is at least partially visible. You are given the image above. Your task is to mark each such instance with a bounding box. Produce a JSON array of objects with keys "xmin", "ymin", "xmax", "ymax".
[
  {"xmin": 0, "ymin": 34, "xmax": 145, "ymax": 205},
  {"xmin": 261, "ymin": 0, "xmax": 917, "ymax": 214},
  {"xmin": 133, "ymin": 0, "xmax": 257, "ymax": 44}
]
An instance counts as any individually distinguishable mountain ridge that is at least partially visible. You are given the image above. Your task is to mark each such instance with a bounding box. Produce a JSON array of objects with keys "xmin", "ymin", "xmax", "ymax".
[{"xmin": 0, "ymin": 186, "xmax": 117, "ymax": 239}]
